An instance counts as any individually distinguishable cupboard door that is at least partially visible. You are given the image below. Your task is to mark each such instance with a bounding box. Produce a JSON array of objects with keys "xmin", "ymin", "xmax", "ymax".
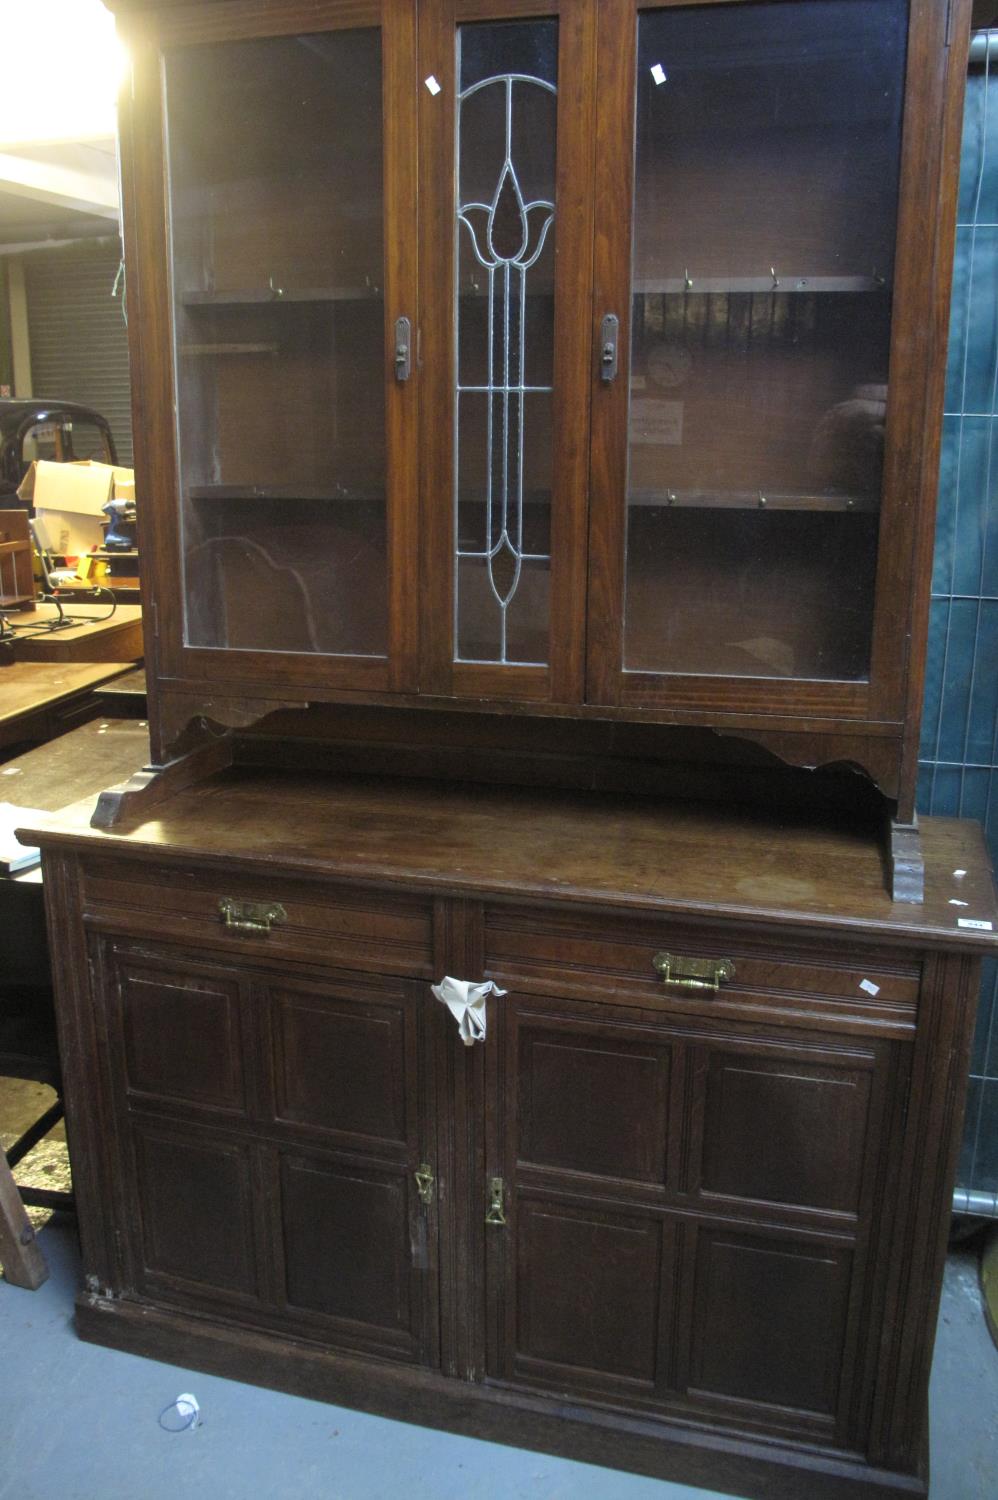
[
  {"xmin": 485, "ymin": 989, "xmax": 902, "ymax": 1447},
  {"xmin": 587, "ymin": 0, "xmax": 942, "ymax": 722},
  {"xmin": 485, "ymin": 997, "xmax": 683, "ymax": 1404},
  {"xmin": 418, "ymin": 0, "xmax": 596, "ymax": 702},
  {"xmin": 126, "ymin": 1, "xmax": 418, "ymax": 695},
  {"xmin": 97, "ymin": 939, "xmax": 439, "ymax": 1368},
  {"xmin": 262, "ymin": 971, "xmax": 439, "ymax": 1365}
]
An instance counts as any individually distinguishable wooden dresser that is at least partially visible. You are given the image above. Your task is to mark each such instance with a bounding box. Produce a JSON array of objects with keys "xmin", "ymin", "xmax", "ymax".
[
  {"xmin": 28, "ymin": 0, "xmax": 996, "ymax": 1495},
  {"xmin": 26, "ymin": 773, "xmax": 998, "ymax": 1497}
]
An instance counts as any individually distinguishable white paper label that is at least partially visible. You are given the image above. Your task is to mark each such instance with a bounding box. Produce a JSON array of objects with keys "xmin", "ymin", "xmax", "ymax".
[
  {"xmin": 630, "ymin": 397, "xmax": 683, "ymax": 445},
  {"xmin": 949, "ymin": 899, "xmax": 969, "ymax": 907},
  {"xmin": 858, "ymin": 979, "xmax": 880, "ymax": 997},
  {"xmin": 651, "ymin": 63, "xmax": 667, "ymax": 85},
  {"xmin": 958, "ymin": 918, "xmax": 993, "ymax": 931},
  {"xmin": 424, "ymin": 74, "xmax": 442, "ymax": 95}
]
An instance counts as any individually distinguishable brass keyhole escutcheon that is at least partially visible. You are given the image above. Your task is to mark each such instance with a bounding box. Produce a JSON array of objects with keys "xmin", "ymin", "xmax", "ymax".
[
  {"xmin": 485, "ymin": 1176, "xmax": 506, "ymax": 1226},
  {"xmin": 414, "ymin": 1163, "xmax": 434, "ymax": 1206}
]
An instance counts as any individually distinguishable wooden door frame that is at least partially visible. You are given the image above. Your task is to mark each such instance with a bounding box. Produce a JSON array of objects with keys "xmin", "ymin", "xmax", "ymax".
[
  {"xmin": 585, "ymin": 0, "xmax": 966, "ymax": 748},
  {"xmin": 115, "ymin": 0, "xmax": 420, "ymax": 761}
]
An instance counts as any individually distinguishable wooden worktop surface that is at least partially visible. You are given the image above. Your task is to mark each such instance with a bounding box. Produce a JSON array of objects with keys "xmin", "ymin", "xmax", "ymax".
[
  {"xmin": 20, "ymin": 767, "xmax": 998, "ymax": 952},
  {"xmin": 0, "ymin": 661, "xmax": 133, "ymax": 724},
  {"xmin": 0, "ymin": 716, "xmax": 150, "ymax": 812}
]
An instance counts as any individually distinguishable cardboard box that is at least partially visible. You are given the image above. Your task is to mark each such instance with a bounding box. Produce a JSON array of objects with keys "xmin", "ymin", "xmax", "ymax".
[
  {"xmin": 17, "ymin": 460, "xmax": 135, "ymax": 561},
  {"xmin": 17, "ymin": 459, "xmax": 135, "ymax": 513},
  {"xmin": 31, "ymin": 507, "xmax": 103, "ymax": 558}
]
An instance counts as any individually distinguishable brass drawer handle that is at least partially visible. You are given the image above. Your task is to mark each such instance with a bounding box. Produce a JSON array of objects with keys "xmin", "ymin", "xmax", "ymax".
[
  {"xmin": 414, "ymin": 1163, "xmax": 435, "ymax": 1206},
  {"xmin": 485, "ymin": 1176, "xmax": 506, "ymax": 1226},
  {"xmin": 653, "ymin": 951, "xmax": 735, "ymax": 993},
  {"xmin": 218, "ymin": 898, "xmax": 287, "ymax": 935}
]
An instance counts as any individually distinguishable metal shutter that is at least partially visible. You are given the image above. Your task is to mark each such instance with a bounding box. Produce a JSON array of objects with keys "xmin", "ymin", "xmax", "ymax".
[{"xmin": 24, "ymin": 238, "xmax": 133, "ymax": 465}]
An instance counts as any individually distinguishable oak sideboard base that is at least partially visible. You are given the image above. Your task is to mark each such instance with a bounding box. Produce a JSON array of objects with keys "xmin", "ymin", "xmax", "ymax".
[
  {"xmin": 23, "ymin": 776, "xmax": 998, "ymax": 1500},
  {"xmin": 75, "ymin": 1292, "xmax": 926, "ymax": 1500}
]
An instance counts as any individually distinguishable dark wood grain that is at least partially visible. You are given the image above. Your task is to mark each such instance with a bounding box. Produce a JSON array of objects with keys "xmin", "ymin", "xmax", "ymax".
[
  {"xmin": 43, "ymin": 5, "xmax": 984, "ymax": 1499},
  {"xmin": 895, "ymin": 0, "xmax": 974, "ymax": 821},
  {"xmin": 32, "ymin": 760, "xmax": 995, "ymax": 1496},
  {"xmin": 24, "ymin": 770, "xmax": 998, "ymax": 950}
]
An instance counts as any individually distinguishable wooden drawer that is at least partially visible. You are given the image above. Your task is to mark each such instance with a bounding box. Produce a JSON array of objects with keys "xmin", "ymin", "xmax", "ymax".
[
  {"xmin": 80, "ymin": 857, "xmax": 433, "ymax": 978},
  {"xmin": 484, "ymin": 905, "xmax": 921, "ymax": 1036}
]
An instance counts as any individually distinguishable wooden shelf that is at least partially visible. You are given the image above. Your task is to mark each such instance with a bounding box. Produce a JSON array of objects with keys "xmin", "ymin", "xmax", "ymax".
[
  {"xmin": 181, "ymin": 287, "xmax": 382, "ymax": 307},
  {"xmin": 180, "ymin": 342, "xmax": 280, "ymax": 357},
  {"xmin": 188, "ymin": 485, "xmax": 384, "ymax": 503},
  {"xmin": 632, "ymin": 275, "xmax": 883, "ymax": 296},
  {"xmin": 627, "ymin": 488, "xmax": 879, "ymax": 512}
]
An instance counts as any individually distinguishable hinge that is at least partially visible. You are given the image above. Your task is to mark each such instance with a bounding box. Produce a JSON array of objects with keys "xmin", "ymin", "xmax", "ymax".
[
  {"xmin": 944, "ymin": 0, "xmax": 956, "ymax": 49},
  {"xmin": 149, "ymin": 600, "xmax": 159, "ymax": 639}
]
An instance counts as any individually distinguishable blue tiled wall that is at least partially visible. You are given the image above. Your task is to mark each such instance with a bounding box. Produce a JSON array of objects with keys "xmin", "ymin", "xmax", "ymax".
[{"xmin": 919, "ymin": 40, "xmax": 998, "ymax": 1210}]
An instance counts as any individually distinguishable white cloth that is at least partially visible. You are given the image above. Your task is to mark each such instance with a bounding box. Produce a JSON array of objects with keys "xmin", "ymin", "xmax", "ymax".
[{"xmin": 430, "ymin": 977, "xmax": 508, "ymax": 1046}]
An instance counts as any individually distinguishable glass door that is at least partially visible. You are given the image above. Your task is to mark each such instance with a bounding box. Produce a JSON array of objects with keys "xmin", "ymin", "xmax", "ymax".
[
  {"xmin": 153, "ymin": 3, "xmax": 417, "ymax": 692},
  {"xmin": 418, "ymin": 0, "xmax": 596, "ymax": 702},
  {"xmin": 587, "ymin": 0, "xmax": 916, "ymax": 717}
]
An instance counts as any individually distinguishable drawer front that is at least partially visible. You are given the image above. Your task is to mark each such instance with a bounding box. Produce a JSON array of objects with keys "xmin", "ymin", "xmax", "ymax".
[
  {"xmin": 484, "ymin": 905, "xmax": 920, "ymax": 1035},
  {"xmin": 81, "ymin": 857, "xmax": 433, "ymax": 978}
]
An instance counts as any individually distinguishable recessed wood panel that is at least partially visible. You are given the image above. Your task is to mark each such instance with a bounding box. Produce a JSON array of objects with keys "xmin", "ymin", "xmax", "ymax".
[
  {"xmin": 515, "ymin": 1200, "xmax": 662, "ymax": 1384},
  {"xmin": 281, "ymin": 1154, "xmax": 411, "ymax": 1335},
  {"xmin": 690, "ymin": 1228, "xmax": 850, "ymax": 1416},
  {"xmin": 701, "ymin": 1053, "xmax": 871, "ymax": 1214},
  {"xmin": 518, "ymin": 1027, "xmax": 671, "ymax": 1182},
  {"xmin": 119, "ymin": 966, "xmax": 246, "ymax": 1112},
  {"xmin": 273, "ymin": 990, "xmax": 406, "ymax": 1144},
  {"xmin": 134, "ymin": 1126, "xmax": 257, "ymax": 1296}
]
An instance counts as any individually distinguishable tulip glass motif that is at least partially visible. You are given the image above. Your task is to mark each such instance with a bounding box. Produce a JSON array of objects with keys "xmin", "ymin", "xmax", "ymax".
[{"xmin": 455, "ymin": 21, "xmax": 557, "ymax": 665}]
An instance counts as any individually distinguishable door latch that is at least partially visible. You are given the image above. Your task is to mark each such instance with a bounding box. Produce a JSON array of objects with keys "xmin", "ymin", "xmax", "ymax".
[
  {"xmin": 394, "ymin": 315, "xmax": 411, "ymax": 381},
  {"xmin": 600, "ymin": 313, "xmax": 619, "ymax": 382}
]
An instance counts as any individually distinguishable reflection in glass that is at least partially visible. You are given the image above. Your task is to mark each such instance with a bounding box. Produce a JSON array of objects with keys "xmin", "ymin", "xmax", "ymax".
[
  {"xmin": 455, "ymin": 20, "xmax": 558, "ymax": 666},
  {"xmin": 623, "ymin": 0, "xmax": 907, "ymax": 681},
  {"xmin": 166, "ymin": 30, "xmax": 388, "ymax": 656}
]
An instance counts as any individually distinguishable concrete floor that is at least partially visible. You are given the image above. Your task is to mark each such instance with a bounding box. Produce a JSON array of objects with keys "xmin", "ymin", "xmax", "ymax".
[{"xmin": 0, "ymin": 1215, "xmax": 996, "ymax": 1500}]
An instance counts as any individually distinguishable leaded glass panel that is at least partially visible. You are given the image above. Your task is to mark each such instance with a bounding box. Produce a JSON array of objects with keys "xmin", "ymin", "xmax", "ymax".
[{"xmin": 454, "ymin": 19, "xmax": 558, "ymax": 667}]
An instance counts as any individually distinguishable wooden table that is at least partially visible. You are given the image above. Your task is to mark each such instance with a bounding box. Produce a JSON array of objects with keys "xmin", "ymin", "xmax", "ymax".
[
  {"xmin": 5, "ymin": 601, "xmax": 143, "ymax": 664},
  {"xmin": 0, "ymin": 716, "xmax": 150, "ymax": 1289},
  {"xmin": 1, "ymin": 715, "xmax": 151, "ymax": 828},
  {"xmin": 94, "ymin": 666, "xmax": 147, "ymax": 717},
  {"xmin": 0, "ymin": 662, "xmax": 135, "ymax": 753}
]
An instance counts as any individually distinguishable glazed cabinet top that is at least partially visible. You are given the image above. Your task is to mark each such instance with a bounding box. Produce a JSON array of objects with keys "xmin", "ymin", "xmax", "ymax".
[{"xmin": 111, "ymin": 0, "xmax": 968, "ymax": 808}]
